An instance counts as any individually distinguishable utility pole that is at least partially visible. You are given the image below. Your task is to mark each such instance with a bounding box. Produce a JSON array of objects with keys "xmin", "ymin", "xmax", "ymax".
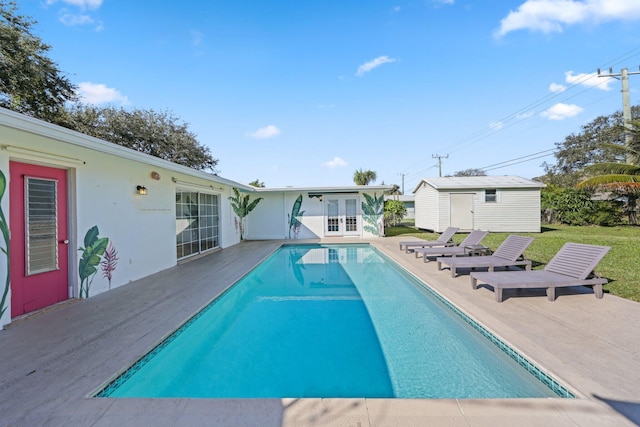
[
  {"xmin": 432, "ymin": 154, "xmax": 448, "ymax": 177},
  {"xmin": 598, "ymin": 66, "xmax": 640, "ymax": 164},
  {"xmin": 397, "ymin": 172, "xmax": 406, "ymax": 194}
]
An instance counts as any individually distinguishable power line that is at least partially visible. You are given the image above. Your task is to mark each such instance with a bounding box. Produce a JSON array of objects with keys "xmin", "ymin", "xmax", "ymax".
[
  {"xmin": 400, "ymin": 46, "xmax": 640, "ymax": 177},
  {"xmin": 477, "ymin": 148, "xmax": 557, "ymax": 171}
]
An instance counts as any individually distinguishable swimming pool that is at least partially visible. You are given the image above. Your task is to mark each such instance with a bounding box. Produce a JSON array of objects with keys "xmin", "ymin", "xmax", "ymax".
[{"xmin": 96, "ymin": 244, "xmax": 571, "ymax": 399}]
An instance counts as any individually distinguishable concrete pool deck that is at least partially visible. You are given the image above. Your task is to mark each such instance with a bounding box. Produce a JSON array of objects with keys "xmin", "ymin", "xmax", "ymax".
[{"xmin": 1, "ymin": 238, "xmax": 639, "ymax": 426}]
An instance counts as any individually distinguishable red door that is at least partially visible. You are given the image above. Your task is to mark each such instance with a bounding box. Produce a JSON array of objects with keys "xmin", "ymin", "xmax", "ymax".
[{"xmin": 10, "ymin": 162, "xmax": 69, "ymax": 317}]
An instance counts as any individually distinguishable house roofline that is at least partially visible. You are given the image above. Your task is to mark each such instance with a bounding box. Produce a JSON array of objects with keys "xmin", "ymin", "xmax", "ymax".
[{"xmin": 0, "ymin": 107, "xmax": 254, "ymax": 191}]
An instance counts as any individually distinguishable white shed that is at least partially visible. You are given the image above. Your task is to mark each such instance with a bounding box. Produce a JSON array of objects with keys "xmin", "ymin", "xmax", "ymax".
[{"xmin": 412, "ymin": 176, "xmax": 545, "ymax": 233}]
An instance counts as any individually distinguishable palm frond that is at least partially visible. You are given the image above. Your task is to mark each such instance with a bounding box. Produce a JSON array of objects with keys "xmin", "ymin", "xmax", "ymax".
[
  {"xmin": 582, "ymin": 163, "xmax": 640, "ymax": 175},
  {"xmin": 578, "ymin": 174, "xmax": 640, "ymax": 189}
]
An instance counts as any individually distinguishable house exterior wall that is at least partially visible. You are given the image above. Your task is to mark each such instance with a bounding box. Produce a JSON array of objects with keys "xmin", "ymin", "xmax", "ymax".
[
  {"xmin": 0, "ymin": 109, "xmax": 389, "ymax": 328},
  {"xmin": 0, "ymin": 113, "xmax": 240, "ymax": 327},
  {"xmin": 245, "ymin": 191, "xmax": 386, "ymax": 240}
]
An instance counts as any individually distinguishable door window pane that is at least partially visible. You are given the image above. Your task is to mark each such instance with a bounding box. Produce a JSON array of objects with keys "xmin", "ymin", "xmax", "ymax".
[
  {"xmin": 327, "ymin": 199, "xmax": 339, "ymax": 232},
  {"xmin": 26, "ymin": 178, "xmax": 58, "ymax": 275},
  {"xmin": 345, "ymin": 199, "xmax": 357, "ymax": 232}
]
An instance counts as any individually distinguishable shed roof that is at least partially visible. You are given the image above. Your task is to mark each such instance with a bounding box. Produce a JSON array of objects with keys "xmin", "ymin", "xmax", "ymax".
[{"xmin": 412, "ymin": 176, "xmax": 545, "ymax": 193}]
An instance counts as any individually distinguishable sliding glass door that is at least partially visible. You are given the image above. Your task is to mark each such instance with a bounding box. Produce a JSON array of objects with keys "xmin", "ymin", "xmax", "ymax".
[{"xmin": 176, "ymin": 191, "xmax": 219, "ymax": 259}]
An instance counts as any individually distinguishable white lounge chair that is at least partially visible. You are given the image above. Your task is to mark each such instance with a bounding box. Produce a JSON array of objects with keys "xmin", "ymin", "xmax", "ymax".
[
  {"xmin": 436, "ymin": 235, "xmax": 534, "ymax": 278},
  {"xmin": 398, "ymin": 227, "xmax": 459, "ymax": 253},
  {"xmin": 470, "ymin": 242, "xmax": 610, "ymax": 302}
]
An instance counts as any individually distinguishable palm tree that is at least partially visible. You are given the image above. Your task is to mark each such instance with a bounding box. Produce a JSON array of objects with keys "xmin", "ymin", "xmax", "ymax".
[
  {"xmin": 577, "ymin": 120, "xmax": 640, "ymax": 224},
  {"xmin": 353, "ymin": 169, "xmax": 377, "ymax": 185},
  {"xmin": 228, "ymin": 188, "xmax": 263, "ymax": 239}
]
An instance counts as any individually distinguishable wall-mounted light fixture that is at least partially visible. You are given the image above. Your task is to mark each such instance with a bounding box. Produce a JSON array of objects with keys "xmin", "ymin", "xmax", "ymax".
[{"xmin": 136, "ymin": 185, "xmax": 148, "ymax": 195}]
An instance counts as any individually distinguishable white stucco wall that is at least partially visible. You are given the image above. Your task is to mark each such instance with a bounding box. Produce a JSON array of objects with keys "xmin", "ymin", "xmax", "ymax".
[
  {"xmin": 245, "ymin": 191, "xmax": 385, "ymax": 240},
  {"xmin": 0, "ymin": 110, "xmax": 242, "ymax": 327}
]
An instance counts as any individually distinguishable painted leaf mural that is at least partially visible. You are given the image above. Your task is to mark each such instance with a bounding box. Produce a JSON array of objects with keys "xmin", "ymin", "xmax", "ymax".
[
  {"xmin": 0, "ymin": 171, "xmax": 10, "ymax": 318},
  {"xmin": 78, "ymin": 226, "xmax": 111, "ymax": 298},
  {"xmin": 101, "ymin": 242, "xmax": 119, "ymax": 290},
  {"xmin": 288, "ymin": 194, "xmax": 305, "ymax": 239},
  {"xmin": 361, "ymin": 192, "xmax": 384, "ymax": 236}
]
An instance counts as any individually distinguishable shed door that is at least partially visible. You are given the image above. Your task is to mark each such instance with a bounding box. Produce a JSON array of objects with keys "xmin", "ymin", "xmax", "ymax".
[
  {"xmin": 10, "ymin": 162, "xmax": 69, "ymax": 317},
  {"xmin": 450, "ymin": 193, "xmax": 474, "ymax": 230}
]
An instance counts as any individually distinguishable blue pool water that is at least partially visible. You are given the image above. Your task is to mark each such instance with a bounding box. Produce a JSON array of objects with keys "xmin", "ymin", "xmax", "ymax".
[{"xmin": 97, "ymin": 244, "xmax": 569, "ymax": 399}]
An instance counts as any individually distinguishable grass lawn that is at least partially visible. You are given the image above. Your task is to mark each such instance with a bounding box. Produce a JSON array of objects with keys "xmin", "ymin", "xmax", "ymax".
[{"xmin": 385, "ymin": 224, "xmax": 640, "ymax": 303}]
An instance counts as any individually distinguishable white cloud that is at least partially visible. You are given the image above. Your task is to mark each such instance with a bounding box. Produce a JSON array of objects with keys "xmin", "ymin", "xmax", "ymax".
[
  {"xmin": 516, "ymin": 111, "xmax": 535, "ymax": 119},
  {"xmin": 433, "ymin": 0, "xmax": 455, "ymax": 4},
  {"xmin": 549, "ymin": 83, "xmax": 566, "ymax": 93},
  {"xmin": 248, "ymin": 125, "xmax": 281, "ymax": 139},
  {"xmin": 564, "ymin": 70, "xmax": 613, "ymax": 90},
  {"xmin": 540, "ymin": 102, "xmax": 583, "ymax": 120},
  {"xmin": 356, "ymin": 56, "xmax": 396, "ymax": 77},
  {"xmin": 76, "ymin": 82, "xmax": 129, "ymax": 105},
  {"xmin": 190, "ymin": 30, "xmax": 204, "ymax": 47},
  {"xmin": 495, "ymin": 0, "xmax": 640, "ymax": 38},
  {"xmin": 47, "ymin": 0, "xmax": 103, "ymax": 9},
  {"xmin": 489, "ymin": 121, "xmax": 503, "ymax": 130},
  {"xmin": 323, "ymin": 157, "xmax": 347, "ymax": 168},
  {"xmin": 59, "ymin": 11, "xmax": 93, "ymax": 26}
]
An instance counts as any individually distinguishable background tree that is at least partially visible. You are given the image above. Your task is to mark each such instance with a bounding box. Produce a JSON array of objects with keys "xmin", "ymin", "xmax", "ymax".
[
  {"xmin": 353, "ymin": 169, "xmax": 377, "ymax": 185},
  {"xmin": 542, "ymin": 106, "xmax": 639, "ymax": 187},
  {"xmin": 384, "ymin": 184, "xmax": 401, "ymax": 195},
  {"xmin": 453, "ymin": 168, "xmax": 487, "ymax": 177},
  {"xmin": 0, "ymin": 1, "xmax": 77, "ymax": 123},
  {"xmin": 248, "ymin": 179, "xmax": 265, "ymax": 188},
  {"xmin": 228, "ymin": 188, "xmax": 263, "ymax": 240},
  {"xmin": 65, "ymin": 104, "xmax": 218, "ymax": 171},
  {"xmin": 576, "ymin": 120, "xmax": 640, "ymax": 224}
]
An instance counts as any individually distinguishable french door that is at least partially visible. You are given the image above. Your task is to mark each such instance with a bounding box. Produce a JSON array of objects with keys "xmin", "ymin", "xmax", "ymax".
[
  {"xmin": 9, "ymin": 162, "xmax": 70, "ymax": 317},
  {"xmin": 325, "ymin": 196, "xmax": 360, "ymax": 236}
]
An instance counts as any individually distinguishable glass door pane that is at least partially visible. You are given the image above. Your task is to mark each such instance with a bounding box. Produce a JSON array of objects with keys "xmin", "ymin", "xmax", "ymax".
[
  {"xmin": 26, "ymin": 178, "xmax": 59, "ymax": 275},
  {"xmin": 344, "ymin": 198, "xmax": 358, "ymax": 233},
  {"xmin": 326, "ymin": 199, "xmax": 339, "ymax": 233}
]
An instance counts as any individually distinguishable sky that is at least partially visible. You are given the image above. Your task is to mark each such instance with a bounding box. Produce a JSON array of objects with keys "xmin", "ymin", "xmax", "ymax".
[{"xmin": 16, "ymin": 0, "xmax": 640, "ymax": 192}]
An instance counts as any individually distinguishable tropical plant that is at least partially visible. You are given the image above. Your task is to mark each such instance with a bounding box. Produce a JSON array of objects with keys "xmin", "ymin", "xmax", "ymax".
[
  {"xmin": 541, "ymin": 185, "xmax": 622, "ymax": 226},
  {"xmin": 0, "ymin": 1, "xmax": 77, "ymax": 124},
  {"xmin": 353, "ymin": 169, "xmax": 377, "ymax": 185},
  {"xmin": 384, "ymin": 199, "xmax": 407, "ymax": 227},
  {"xmin": 78, "ymin": 226, "xmax": 109, "ymax": 298},
  {"xmin": 228, "ymin": 188, "xmax": 263, "ymax": 240},
  {"xmin": 577, "ymin": 120, "xmax": 640, "ymax": 225},
  {"xmin": 0, "ymin": 171, "xmax": 9, "ymax": 319},
  {"xmin": 288, "ymin": 194, "xmax": 305, "ymax": 239},
  {"xmin": 361, "ymin": 193, "xmax": 384, "ymax": 235},
  {"xmin": 101, "ymin": 242, "xmax": 119, "ymax": 290}
]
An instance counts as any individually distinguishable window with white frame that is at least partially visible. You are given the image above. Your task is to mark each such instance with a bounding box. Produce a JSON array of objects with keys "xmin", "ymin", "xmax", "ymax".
[
  {"xmin": 485, "ymin": 189, "xmax": 497, "ymax": 203},
  {"xmin": 176, "ymin": 191, "xmax": 219, "ymax": 259}
]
